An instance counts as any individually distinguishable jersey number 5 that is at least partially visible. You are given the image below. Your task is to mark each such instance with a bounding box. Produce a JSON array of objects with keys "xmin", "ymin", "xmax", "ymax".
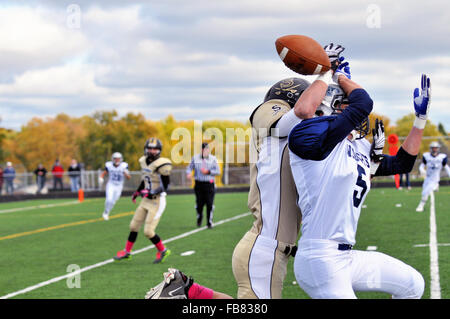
[{"xmin": 353, "ymin": 164, "xmax": 368, "ymax": 208}]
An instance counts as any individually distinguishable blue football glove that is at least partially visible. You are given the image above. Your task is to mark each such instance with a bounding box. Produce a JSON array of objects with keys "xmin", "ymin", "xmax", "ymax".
[
  {"xmin": 413, "ymin": 74, "xmax": 431, "ymax": 129},
  {"xmin": 332, "ymin": 56, "xmax": 351, "ymax": 82}
]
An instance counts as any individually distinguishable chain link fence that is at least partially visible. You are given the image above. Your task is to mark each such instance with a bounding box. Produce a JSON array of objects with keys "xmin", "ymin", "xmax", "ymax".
[
  {"xmin": 1, "ymin": 158, "xmax": 449, "ymax": 195},
  {"xmin": 0, "ymin": 166, "xmax": 250, "ymax": 195}
]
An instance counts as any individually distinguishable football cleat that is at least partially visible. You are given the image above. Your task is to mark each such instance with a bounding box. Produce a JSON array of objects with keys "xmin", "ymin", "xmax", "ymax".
[
  {"xmin": 416, "ymin": 203, "xmax": 424, "ymax": 212},
  {"xmin": 145, "ymin": 268, "xmax": 193, "ymax": 299},
  {"xmin": 102, "ymin": 212, "xmax": 109, "ymax": 221},
  {"xmin": 114, "ymin": 250, "xmax": 131, "ymax": 261},
  {"xmin": 153, "ymin": 249, "xmax": 171, "ymax": 264}
]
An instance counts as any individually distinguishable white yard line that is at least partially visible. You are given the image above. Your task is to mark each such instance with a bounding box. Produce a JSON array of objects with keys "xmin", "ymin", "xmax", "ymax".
[
  {"xmin": 429, "ymin": 192, "xmax": 441, "ymax": 299},
  {"xmin": 0, "ymin": 211, "xmax": 251, "ymax": 299},
  {"xmin": 0, "ymin": 200, "xmax": 81, "ymax": 215}
]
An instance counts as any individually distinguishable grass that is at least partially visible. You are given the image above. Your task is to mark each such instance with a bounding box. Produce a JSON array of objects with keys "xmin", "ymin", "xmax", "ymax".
[{"xmin": 0, "ymin": 186, "xmax": 449, "ymax": 299}]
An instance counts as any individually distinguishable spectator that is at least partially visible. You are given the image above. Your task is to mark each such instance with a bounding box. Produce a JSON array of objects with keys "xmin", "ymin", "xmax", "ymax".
[
  {"xmin": 399, "ymin": 173, "xmax": 411, "ymax": 190},
  {"xmin": 51, "ymin": 159, "xmax": 64, "ymax": 191},
  {"xmin": 68, "ymin": 159, "xmax": 81, "ymax": 192},
  {"xmin": 0, "ymin": 165, "xmax": 3, "ymax": 195},
  {"xmin": 4, "ymin": 162, "xmax": 16, "ymax": 194},
  {"xmin": 34, "ymin": 164, "xmax": 47, "ymax": 194}
]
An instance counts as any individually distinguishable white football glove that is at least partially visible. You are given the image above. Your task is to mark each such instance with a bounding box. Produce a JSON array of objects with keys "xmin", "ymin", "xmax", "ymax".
[
  {"xmin": 370, "ymin": 118, "xmax": 385, "ymax": 175},
  {"xmin": 323, "ymin": 43, "xmax": 345, "ymax": 63},
  {"xmin": 98, "ymin": 176, "xmax": 104, "ymax": 185}
]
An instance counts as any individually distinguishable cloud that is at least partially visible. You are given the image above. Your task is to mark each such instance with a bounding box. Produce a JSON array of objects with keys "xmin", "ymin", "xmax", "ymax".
[{"xmin": 0, "ymin": 1, "xmax": 449, "ymax": 131}]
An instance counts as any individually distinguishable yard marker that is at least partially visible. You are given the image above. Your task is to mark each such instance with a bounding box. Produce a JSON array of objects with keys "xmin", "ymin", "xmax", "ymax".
[
  {"xmin": 429, "ymin": 192, "xmax": 441, "ymax": 299},
  {"xmin": 0, "ymin": 199, "xmax": 96, "ymax": 215},
  {"xmin": 0, "ymin": 211, "xmax": 251, "ymax": 299}
]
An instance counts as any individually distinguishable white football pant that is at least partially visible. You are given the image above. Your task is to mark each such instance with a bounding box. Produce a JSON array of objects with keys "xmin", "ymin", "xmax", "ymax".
[
  {"xmin": 294, "ymin": 239, "xmax": 424, "ymax": 299},
  {"xmin": 104, "ymin": 183, "xmax": 123, "ymax": 215}
]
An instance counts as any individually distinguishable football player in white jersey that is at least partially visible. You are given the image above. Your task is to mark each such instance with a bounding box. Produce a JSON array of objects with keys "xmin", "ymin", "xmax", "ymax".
[
  {"xmin": 416, "ymin": 141, "xmax": 450, "ymax": 212},
  {"xmin": 287, "ymin": 53, "xmax": 430, "ymax": 298},
  {"xmin": 99, "ymin": 152, "xmax": 131, "ymax": 220}
]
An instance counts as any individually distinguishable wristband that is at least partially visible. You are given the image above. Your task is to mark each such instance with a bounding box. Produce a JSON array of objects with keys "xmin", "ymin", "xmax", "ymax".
[
  {"xmin": 316, "ymin": 70, "xmax": 333, "ymax": 86},
  {"xmin": 413, "ymin": 116, "xmax": 426, "ymax": 129}
]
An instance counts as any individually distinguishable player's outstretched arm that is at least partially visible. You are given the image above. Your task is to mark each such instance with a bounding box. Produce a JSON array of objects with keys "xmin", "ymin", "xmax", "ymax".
[
  {"xmin": 399, "ymin": 74, "xmax": 431, "ymax": 156},
  {"xmin": 293, "ymin": 43, "xmax": 346, "ymax": 119},
  {"xmin": 373, "ymin": 74, "xmax": 431, "ymax": 176}
]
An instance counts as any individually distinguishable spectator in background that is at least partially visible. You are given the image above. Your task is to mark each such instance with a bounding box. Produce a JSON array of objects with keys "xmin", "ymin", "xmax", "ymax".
[
  {"xmin": 34, "ymin": 164, "xmax": 47, "ymax": 194},
  {"xmin": 4, "ymin": 162, "xmax": 15, "ymax": 194},
  {"xmin": 68, "ymin": 159, "xmax": 81, "ymax": 192},
  {"xmin": 0, "ymin": 165, "xmax": 3, "ymax": 195},
  {"xmin": 51, "ymin": 159, "xmax": 64, "ymax": 191},
  {"xmin": 399, "ymin": 173, "xmax": 411, "ymax": 190}
]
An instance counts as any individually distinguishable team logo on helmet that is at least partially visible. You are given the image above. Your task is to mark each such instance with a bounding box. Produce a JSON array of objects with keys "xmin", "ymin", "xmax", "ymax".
[{"xmin": 264, "ymin": 77, "xmax": 310, "ymax": 108}]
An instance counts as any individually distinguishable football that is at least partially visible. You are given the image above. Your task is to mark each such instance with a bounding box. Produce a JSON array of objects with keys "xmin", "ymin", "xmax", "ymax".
[{"xmin": 275, "ymin": 34, "xmax": 331, "ymax": 75}]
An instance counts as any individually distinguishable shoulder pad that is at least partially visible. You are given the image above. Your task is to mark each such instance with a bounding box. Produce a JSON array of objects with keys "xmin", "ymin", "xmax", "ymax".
[{"xmin": 250, "ymin": 99, "xmax": 291, "ymax": 133}]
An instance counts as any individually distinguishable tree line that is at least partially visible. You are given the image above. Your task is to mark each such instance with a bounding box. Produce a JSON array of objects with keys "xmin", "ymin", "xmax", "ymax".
[{"xmin": 0, "ymin": 110, "xmax": 447, "ymax": 173}]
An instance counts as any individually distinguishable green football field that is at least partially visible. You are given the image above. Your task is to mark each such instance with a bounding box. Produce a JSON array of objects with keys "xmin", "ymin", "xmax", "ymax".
[{"xmin": 0, "ymin": 186, "xmax": 449, "ymax": 299}]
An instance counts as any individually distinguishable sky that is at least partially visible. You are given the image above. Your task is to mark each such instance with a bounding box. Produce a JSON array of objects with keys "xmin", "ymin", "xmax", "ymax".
[{"xmin": 0, "ymin": 0, "xmax": 449, "ymax": 131}]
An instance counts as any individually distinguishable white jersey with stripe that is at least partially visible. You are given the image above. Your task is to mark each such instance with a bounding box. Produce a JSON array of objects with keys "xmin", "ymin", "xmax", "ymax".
[
  {"xmin": 290, "ymin": 137, "xmax": 372, "ymax": 246},
  {"xmin": 105, "ymin": 161, "xmax": 129, "ymax": 186},
  {"xmin": 422, "ymin": 152, "xmax": 448, "ymax": 182}
]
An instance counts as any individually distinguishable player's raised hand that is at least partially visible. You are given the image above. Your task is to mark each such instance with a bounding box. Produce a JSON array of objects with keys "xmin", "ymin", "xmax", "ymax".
[
  {"xmin": 332, "ymin": 57, "xmax": 351, "ymax": 82},
  {"xmin": 413, "ymin": 74, "xmax": 431, "ymax": 129},
  {"xmin": 370, "ymin": 118, "xmax": 385, "ymax": 175},
  {"xmin": 324, "ymin": 43, "xmax": 345, "ymax": 71}
]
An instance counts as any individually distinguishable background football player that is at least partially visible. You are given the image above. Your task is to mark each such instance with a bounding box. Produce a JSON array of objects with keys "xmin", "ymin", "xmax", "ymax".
[
  {"xmin": 288, "ymin": 54, "xmax": 429, "ymax": 298},
  {"xmin": 415, "ymin": 141, "xmax": 450, "ymax": 212},
  {"xmin": 114, "ymin": 138, "xmax": 172, "ymax": 264},
  {"xmin": 98, "ymin": 152, "xmax": 131, "ymax": 220}
]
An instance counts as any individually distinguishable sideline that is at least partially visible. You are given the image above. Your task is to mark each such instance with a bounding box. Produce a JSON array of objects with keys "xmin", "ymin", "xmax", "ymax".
[{"xmin": 429, "ymin": 192, "xmax": 441, "ymax": 299}]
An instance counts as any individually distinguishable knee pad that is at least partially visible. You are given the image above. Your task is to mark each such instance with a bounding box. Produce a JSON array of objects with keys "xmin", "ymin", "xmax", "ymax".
[
  {"xmin": 409, "ymin": 270, "xmax": 425, "ymax": 299},
  {"xmin": 395, "ymin": 269, "xmax": 424, "ymax": 299}
]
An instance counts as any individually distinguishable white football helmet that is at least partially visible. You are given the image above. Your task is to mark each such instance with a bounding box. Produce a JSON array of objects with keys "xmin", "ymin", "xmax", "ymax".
[
  {"xmin": 112, "ymin": 152, "xmax": 123, "ymax": 165},
  {"xmin": 429, "ymin": 141, "xmax": 440, "ymax": 156},
  {"xmin": 316, "ymin": 83, "xmax": 369, "ymax": 140}
]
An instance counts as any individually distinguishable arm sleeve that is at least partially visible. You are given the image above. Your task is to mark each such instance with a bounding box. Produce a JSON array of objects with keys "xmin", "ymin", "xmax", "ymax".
[
  {"xmin": 136, "ymin": 180, "xmax": 145, "ymax": 192},
  {"xmin": 288, "ymin": 89, "xmax": 373, "ymax": 161},
  {"xmin": 374, "ymin": 147, "xmax": 417, "ymax": 176},
  {"xmin": 445, "ymin": 164, "xmax": 450, "ymax": 178},
  {"xmin": 419, "ymin": 162, "xmax": 426, "ymax": 175},
  {"xmin": 273, "ymin": 109, "xmax": 302, "ymax": 138}
]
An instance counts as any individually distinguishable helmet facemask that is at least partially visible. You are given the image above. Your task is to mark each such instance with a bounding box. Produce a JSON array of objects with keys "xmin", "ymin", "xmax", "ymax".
[
  {"xmin": 316, "ymin": 84, "xmax": 369, "ymax": 140},
  {"xmin": 111, "ymin": 152, "xmax": 123, "ymax": 166},
  {"xmin": 430, "ymin": 142, "xmax": 440, "ymax": 156},
  {"xmin": 145, "ymin": 138, "xmax": 162, "ymax": 162}
]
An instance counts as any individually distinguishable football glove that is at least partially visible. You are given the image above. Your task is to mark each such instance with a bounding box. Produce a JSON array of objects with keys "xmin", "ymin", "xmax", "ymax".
[
  {"xmin": 323, "ymin": 43, "xmax": 345, "ymax": 71},
  {"xmin": 98, "ymin": 176, "xmax": 104, "ymax": 185},
  {"xmin": 413, "ymin": 74, "xmax": 431, "ymax": 129},
  {"xmin": 370, "ymin": 118, "xmax": 385, "ymax": 175},
  {"xmin": 131, "ymin": 191, "xmax": 140, "ymax": 204},
  {"xmin": 145, "ymin": 268, "xmax": 194, "ymax": 299},
  {"xmin": 332, "ymin": 57, "xmax": 351, "ymax": 82}
]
